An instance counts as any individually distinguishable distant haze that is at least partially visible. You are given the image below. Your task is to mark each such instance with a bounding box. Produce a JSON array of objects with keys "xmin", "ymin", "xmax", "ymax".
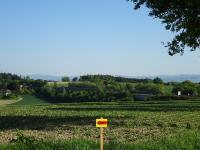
[
  {"xmin": 138, "ymin": 75, "xmax": 200, "ymax": 83},
  {"xmin": 28, "ymin": 74, "xmax": 62, "ymax": 81}
]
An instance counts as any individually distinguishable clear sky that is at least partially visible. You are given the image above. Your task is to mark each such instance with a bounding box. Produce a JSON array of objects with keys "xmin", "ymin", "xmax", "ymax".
[{"xmin": 0, "ymin": 0, "xmax": 200, "ymax": 76}]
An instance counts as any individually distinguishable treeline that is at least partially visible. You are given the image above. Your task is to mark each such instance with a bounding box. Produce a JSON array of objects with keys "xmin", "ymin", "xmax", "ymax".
[
  {"xmin": 0, "ymin": 73, "xmax": 46, "ymax": 99},
  {"xmin": 39, "ymin": 81, "xmax": 135, "ymax": 102},
  {"xmin": 79, "ymin": 75, "xmax": 154, "ymax": 83},
  {"xmin": 172, "ymin": 80, "xmax": 200, "ymax": 96},
  {"xmin": 1, "ymin": 73, "xmax": 200, "ymax": 102},
  {"xmin": 39, "ymin": 78, "xmax": 165, "ymax": 102},
  {"xmin": 40, "ymin": 75, "xmax": 200, "ymax": 102}
]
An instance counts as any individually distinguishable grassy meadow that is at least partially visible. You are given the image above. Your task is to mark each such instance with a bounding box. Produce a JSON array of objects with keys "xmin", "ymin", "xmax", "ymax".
[
  {"xmin": 0, "ymin": 96, "xmax": 200, "ymax": 149},
  {"xmin": 47, "ymin": 81, "xmax": 69, "ymax": 87}
]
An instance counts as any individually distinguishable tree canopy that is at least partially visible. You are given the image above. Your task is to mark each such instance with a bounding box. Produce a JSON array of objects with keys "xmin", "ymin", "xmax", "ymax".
[
  {"xmin": 153, "ymin": 77, "xmax": 163, "ymax": 84},
  {"xmin": 62, "ymin": 76, "xmax": 70, "ymax": 82},
  {"xmin": 128, "ymin": 0, "xmax": 200, "ymax": 55}
]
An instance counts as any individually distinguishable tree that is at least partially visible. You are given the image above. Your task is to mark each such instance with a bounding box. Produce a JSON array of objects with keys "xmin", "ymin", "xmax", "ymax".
[
  {"xmin": 197, "ymin": 85, "xmax": 200, "ymax": 95},
  {"xmin": 172, "ymin": 80, "xmax": 199, "ymax": 96},
  {"xmin": 135, "ymin": 83, "xmax": 163, "ymax": 94},
  {"xmin": 7, "ymin": 81, "xmax": 20, "ymax": 91},
  {"xmin": 72, "ymin": 77, "xmax": 78, "ymax": 82},
  {"xmin": 128, "ymin": 0, "xmax": 200, "ymax": 55},
  {"xmin": 62, "ymin": 76, "xmax": 70, "ymax": 82},
  {"xmin": 153, "ymin": 77, "xmax": 163, "ymax": 84}
]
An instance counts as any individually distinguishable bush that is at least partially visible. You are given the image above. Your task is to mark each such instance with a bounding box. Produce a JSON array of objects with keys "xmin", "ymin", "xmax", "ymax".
[
  {"xmin": 11, "ymin": 132, "xmax": 37, "ymax": 145},
  {"xmin": 119, "ymin": 97, "xmax": 134, "ymax": 101},
  {"xmin": 172, "ymin": 81, "xmax": 200, "ymax": 96},
  {"xmin": 2, "ymin": 94, "xmax": 19, "ymax": 100},
  {"xmin": 148, "ymin": 95, "xmax": 191, "ymax": 101},
  {"xmin": 135, "ymin": 83, "xmax": 164, "ymax": 95}
]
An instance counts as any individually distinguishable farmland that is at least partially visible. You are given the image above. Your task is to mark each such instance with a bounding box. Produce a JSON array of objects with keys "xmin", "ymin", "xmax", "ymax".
[
  {"xmin": 1, "ymin": 73, "xmax": 200, "ymax": 149},
  {"xmin": 0, "ymin": 96, "xmax": 200, "ymax": 149}
]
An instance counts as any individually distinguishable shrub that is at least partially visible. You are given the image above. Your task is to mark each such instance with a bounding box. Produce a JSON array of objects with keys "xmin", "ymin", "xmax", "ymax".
[
  {"xmin": 148, "ymin": 95, "xmax": 190, "ymax": 101},
  {"xmin": 135, "ymin": 83, "xmax": 164, "ymax": 95},
  {"xmin": 2, "ymin": 94, "xmax": 19, "ymax": 100}
]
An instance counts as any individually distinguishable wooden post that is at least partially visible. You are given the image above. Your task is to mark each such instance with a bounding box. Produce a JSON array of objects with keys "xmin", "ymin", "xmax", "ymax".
[
  {"xmin": 96, "ymin": 117, "xmax": 107, "ymax": 150},
  {"xmin": 100, "ymin": 127, "xmax": 103, "ymax": 150}
]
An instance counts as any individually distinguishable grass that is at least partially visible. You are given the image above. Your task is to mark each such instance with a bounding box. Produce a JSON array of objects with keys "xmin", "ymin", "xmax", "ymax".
[
  {"xmin": 0, "ymin": 100, "xmax": 20, "ymax": 106},
  {"xmin": 0, "ymin": 97, "xmax": 22, "ymax": 106},
  {"xmin": 1, "ymin": 130, "xmax": 200, "ymax": 150},
  {"xmin": 1, "ymin": 97, "xmax": 200, "ymax": 149},
  {"xmin": 47, "ymin": 81, "xmax": 69, "ymax": 87},
  {"xmin": 12, "ymin": 95, "xmax": 49, "ymax": 105}
]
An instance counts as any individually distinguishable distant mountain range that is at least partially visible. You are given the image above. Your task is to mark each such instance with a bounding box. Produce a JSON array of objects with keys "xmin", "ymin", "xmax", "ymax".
[
  {"xmin": 131, "ymin": 75, "xmax": 200, "ymax": 83},
  {"xmin": 158, "ymin": 75, "xmax": 200, "ymax": 83},
  {"xmin": 28, "ymin": 74, "xmax": 200, "ymax": 83}
]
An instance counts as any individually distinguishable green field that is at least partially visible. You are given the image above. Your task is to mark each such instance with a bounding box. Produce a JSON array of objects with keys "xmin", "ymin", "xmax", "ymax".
[
  {"xmin": 47, "ymin": 82, "xmax": 69, "ymax": 87},
  {"xmin": 12, "ymin": 95, "xmax": 49, "ymax": 105},
  {"xmin": 0, "ymin": 96, "xmax": 200, "ymax": 149}
]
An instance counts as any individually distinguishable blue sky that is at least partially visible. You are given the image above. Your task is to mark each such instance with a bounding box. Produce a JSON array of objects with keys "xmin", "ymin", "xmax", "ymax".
[{"xmin": 0, "ymin": 0, "xmax": 200, "ymax": 76}]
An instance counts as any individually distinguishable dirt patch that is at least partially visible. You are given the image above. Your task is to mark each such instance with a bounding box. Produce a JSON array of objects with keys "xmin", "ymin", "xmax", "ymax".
[{"xmin": 0, "ymin": 98, "xmax": 22, "ymax": 106}]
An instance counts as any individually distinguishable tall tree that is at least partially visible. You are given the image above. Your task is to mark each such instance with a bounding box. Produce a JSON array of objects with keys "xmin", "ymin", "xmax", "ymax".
[
  {"xmin": 153, "ymin": 77, "xmax": 163, "ymax": 84},
  {"xmin": 62, "ymin": 76, "xmax": 70, "ymax": 82},
  {"xmin": 72, "ymin": 77, "xmax": 78, "ymax": 82},
  {"xmin": 128, "ymin": 0, "xmax": 200, "ymax": 55}
]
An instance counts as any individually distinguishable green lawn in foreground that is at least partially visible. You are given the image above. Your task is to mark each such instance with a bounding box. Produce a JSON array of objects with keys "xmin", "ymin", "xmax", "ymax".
[{"xmin": 0, "ymin": 98, "xmax": 200, "ymax": 149}]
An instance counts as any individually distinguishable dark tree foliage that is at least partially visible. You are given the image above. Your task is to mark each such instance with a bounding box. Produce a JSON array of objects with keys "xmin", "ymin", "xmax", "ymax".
[
  {"xmin": 0, "ymin": 73, "xmax": 22, "ymax": 91},
  {"xmin": 172, "ymin": 80, "xmax": 200, "ymax": 95},
  {"xmin": 62, "ymin": 76, "xmax": 70, "ymax": 82},
  {"xmin": 153, "ymin": 77, "xmax": 163, "ymax": 84},
  {"xmin": 7, "ymin": 81, "xmax": 20, "ymax": 91},
  {"xmin": 80, "ymin": 75, "xmax": 152, "ymax": 83},
  {"xmin": 40, "ymin": 82, "xmax": 134, "ymax": 102},
  {"xmin": 72, "ymin": 77, "xmax": 78, "ymax": 82},
  {"xmin": 0, "ymin": 73, "xmax": 47, "ymax": 95},
  {"xmin": 135, "ymin": 83, "xmax": 163, "ymax": 94},
  {"xmin": 80, "ymin": 75, "xmax": 114, "ymax": 82},
  {"xmin": 128, "ymin": 0, "xmax": 200, "ymax": 55},
  {"xmin": 0, "ymin": 73, "xmax": 21, "ymax": 81},
  {"xmin": 114, "ymin": 76, "xmax": 152, "ymax": 83}
]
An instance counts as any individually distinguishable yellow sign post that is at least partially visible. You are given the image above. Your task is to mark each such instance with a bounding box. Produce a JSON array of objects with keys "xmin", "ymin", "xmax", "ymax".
[{"xmin": 96, "ymin": 118, "xmax": 108, "ymax": 150}]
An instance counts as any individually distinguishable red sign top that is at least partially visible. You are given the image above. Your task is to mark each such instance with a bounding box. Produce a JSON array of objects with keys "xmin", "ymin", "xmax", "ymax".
[
  {"xmin": 96, "ymin": 119, "xmax": 108, "ymax": 127},
  {"xmin": 97, "ymin": 121, "xmax": 108, "ymax": 125}
]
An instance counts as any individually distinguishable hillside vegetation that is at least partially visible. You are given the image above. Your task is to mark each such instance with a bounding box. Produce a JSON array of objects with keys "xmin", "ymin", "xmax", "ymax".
[{"xmin": 1, "ymin": 73, "xmax": 200, "ymax": 103}]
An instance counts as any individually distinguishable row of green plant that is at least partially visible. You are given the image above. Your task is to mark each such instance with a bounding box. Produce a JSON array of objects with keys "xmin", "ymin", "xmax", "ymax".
[
  {"xmin": 1, "ymin": 99, "xmax": 200, "ymax": 145},
  {"xmin": 1, "ymin": 131, "xmax": 200, "ymax": 150}
]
